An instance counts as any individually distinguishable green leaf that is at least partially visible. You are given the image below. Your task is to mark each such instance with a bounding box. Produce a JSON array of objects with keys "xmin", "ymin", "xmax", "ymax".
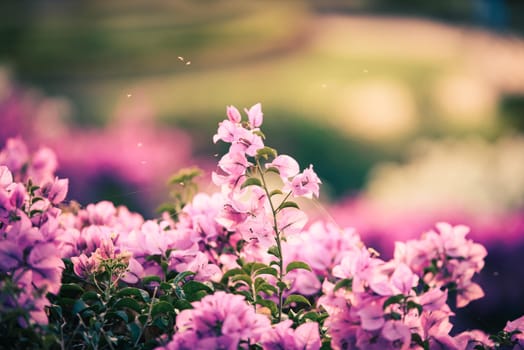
[
  {"xmin": 151, "ymin": 301, "xmax": 175, "ymax": 317},
  {"xmin": 156, "ymin": 203, "xmax": 176, "ymax": 215},
  {"xmin": 128, "ymin": 323, "xmax": 141, "ymax": 344},
  {"xmin": 333, "ymin": 278, "xmax": 353, "ymax": 292},
  {"xmin": 266, "ymin": 166, "xmax": 280, "ymax": 174},
  {"xmin": 244, "ymin": 262, "xmax": 269, "ymax": 275},
  {"xmin": 254, "ymin": 278, "xmax": 278, "ymax": 295},
  {"xmin": 236, "ymin": 239, "xmax": 246, "ymax": 252},
  {"xmin": 113, "ymin": 298, "xmax": 142, "ymax": 313},
  {"xmin": 256, "ymin": 146, "xmax": 277, "ymax": 160},
  {"xmin": 383, "ymin": 294, "xmax": 405, "ymax": 310},
  {"xmin": 168, "ymin": 167, "xmax": 202, "ymax": 185},
  {"xmin": 253, "ymin": 267, "xmax": 278, "ymax": 278},
  {"xmin": 145, "ymin": 254, "xmax": 162, "ymax": 264},
  {"xmin": 142, "ymin": 275, "xmax": 162, "ymax": 285},
  {"xmin": 267, "ymin": 246, "xmax": 281, "ymax": 259},
  {"xmin": 183, "ymin": 280, "xmax": 213, "ymax": 295},
  {"xmin": 255, "ymin": 299, "xmax": 278, "ymax": 316},
  {"xmin": 173, "ymin": 271, "xmax": 195, "ymax": 284},
  {"xmin": 174, "ymin": 299, "xmax": 193, "ymax": 311},
  {"xmin": 222, "ymin": 268, "xmax": 246, "ymax": 281},
  {"xmin": 82, "ymin": 291, "xmax": 101, "ymax": 302},
  {"xmin": 284, "ymin": 294, "xmax": 312, "ymax": 307},
  {"xmin": 186, "ymin": 290, "xmax": 208, "ymax": 302},
  {"xmin": 269, "ymin": 189, "xmax": 284, "ymax": 197},
  {"xmin": 411, "ymin": 333, "xmax": 429, "ymax": 349},
  {"xmin": 277, "ymin": 281, "xmax": 289, "ymax": 291},
  {"xmin": 116, "ymin": 287, "xmax": 150, "ymax": 302},
  {"xmin": 72, "ymin": 299, "xmax": 89, "ymax": 315},
  {"xmin": 231, "ymin": 275, "xmax": 253, "ymax": 286},
  {"xmin": 302, "ymin": 311, "xmax": 327, "ymax": 322},
  {"xmin": 240, "ymin": 177, "xmax": 262, "ymax": 189},
  {"xmin": 31, "ymin": 197, "xmax": 44, "ymax": 204},
  {"xmin": 252, "ymin": 130, "xmax": 266, "ymax": 140},
  {"xmin": 407, "ymin": 300, "xmax": 423, "ymax": 315},
  {"xmin": 390, "ymin": 311, "xmax": 402, "ymax": 320},
  {"xmin": 160, "ymin": 282, "xmax": 174, "ymax": 293},
  {"xmin": 29, "ymin": 209, "xmax": 44, "ymax": 217},
  {"xmin": 277, "ymin": 201, "xmax": 300, "ymax": 211},
  {"xmin": 107, "ymin": 310, "xmax": 129, "ymax": 323},
  {"xmin": 60, "ymin": 283, "xmax": 84, "ymax": 297},
  {"xmin": 286, "ymin": 261, "xmax": 312, "ymax": 274}
]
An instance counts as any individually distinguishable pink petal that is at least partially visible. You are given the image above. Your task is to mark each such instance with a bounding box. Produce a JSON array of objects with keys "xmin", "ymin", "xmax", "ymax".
[
  {"xmin": 226, "ymin": 105, "xmax": 242, "ymax": 123},
  {"xmin": 245, "ymin": 103, "xmax": 263, "ymax": 128},
  {"xmin": 295, "ymin": 322, "xmax": 321, "ymax": 350}
]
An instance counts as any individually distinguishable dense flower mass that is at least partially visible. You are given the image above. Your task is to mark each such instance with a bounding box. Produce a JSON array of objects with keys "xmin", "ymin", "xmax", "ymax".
[
  {"xmin": 159, "ymin": 292, "xmax": 271, "ymax": 349},
  {"xmin": 0, "ymin": 103, "xmax": 522, "ymax": 349},
  {"xmin": 0, "ymin": 141, "xmax": 67, "ymax": 326}
]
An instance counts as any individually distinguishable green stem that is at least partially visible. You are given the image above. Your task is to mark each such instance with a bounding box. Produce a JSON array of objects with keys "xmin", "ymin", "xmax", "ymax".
[
  {"xmin": 256, "ymin": 159, "xmax": 284, "ymax": 322},
  {"xmin": 134, "ymin": 286, "xmax": 158, "ymax": 347}
]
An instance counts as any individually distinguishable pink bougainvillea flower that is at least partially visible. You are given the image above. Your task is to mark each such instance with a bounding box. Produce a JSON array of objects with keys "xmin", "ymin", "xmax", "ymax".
[
  {"xmin": 381, "ymin": 320, "xmax": 411, "ymax": 350},
  {"xmin": 161, "ymin": 291, "xmax": 271, "ymax": 349},
  {"xmin": 456, "ymin": 282, "xmax": 484, "ymax": 308},
  {"xmin": 0, "ymin": 240, "xmax": 22, "ymax": 270},
  {"xmin": 245, "ymin": 102, "xmax": 263, "ymax": 128},
  {"xmin": 28, "ymin": 147, "xmax": 58, "ymax": 184},
  {"xmin": 261, "ymin": 320, "xmax": 321, "ymax": 350},
  {"xmin": 358, "ymin": 302, "xmax": 385, "ymax": 331},
  {"xmin": 368, "ymin": 262, "xmax": 418, "ymax": 297},
  {"xmin": 9, "ymin": 182, "xmax": 27, "ymax": 209},
  {"xmin": 213, "ymin": 119, "xmax": 243, "ymax": 144},
  {"xmin": 71, "ymin": 253, "xmax": 98, "ymax": 279},
  {"xmin": 28, "ymin": 242, "xmax": 64, "ymax": 271},
  {"xmin": 285, "ymin": 165, "xmax": 321, "ymax": 199},
  {"xmin": 277, "ymin": 207, "xmax": 308, "ymax": 236},
  {"xmin": 237, "ymin": 212, "xmax": 275, "ymax": 248},
  {"xmin": 454, "ymin": 329, "xmax": 493, "ymax": 350},
  {"xmin": 218, "ymin": 151, "xmax": 250, "ymax": 177},
  {"xmin": 0, "ymin": 165, "xmax": 13, "ymax": 187},
  {"xmin": 418, "ymin": 287, "xmax": 449, "ymax": 312},
  {"xmin": 266, "ymin": 155, "xmax": 300, "ymax": 180},
  {"xmin": 230, "ymin": 127, "xmax": 264, "ymax": 157},
  {"xmin": 0, "ymin": 137, "xmax": 29, "ymax": 174},
  {"xmin": 121, "ymin": 257, "xmax": 145, "ymax": 284},
  {"xmin": 226, "ymin": 105, "xmax": 242, "ymax": 123},
  {"xmin": 503, "ymin": 315, "xmax": 524, "ymax": 346},
  {"xmin": 39, "ymin": 177, "xmax": 68, "ymax": 205}
]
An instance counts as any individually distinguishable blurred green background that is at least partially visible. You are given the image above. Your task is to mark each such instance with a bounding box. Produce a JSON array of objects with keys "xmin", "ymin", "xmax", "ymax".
[
  {"xmin": 2, "ymin": 0, "xmax": 524, "ymax": 334},
  {"xmin": 1, "ymin": 0, "xmax": 524, "ymax": 201}
]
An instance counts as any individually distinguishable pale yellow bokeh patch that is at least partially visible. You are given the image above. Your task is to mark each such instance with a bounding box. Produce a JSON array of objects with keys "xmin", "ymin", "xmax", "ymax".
[
  {"xmin": 432, "ymin": 74, "xmax": 498, "ymax": 128},
  {"xmin": 336, "ymin": 79, "xmax": 417, "ymax": 141}
]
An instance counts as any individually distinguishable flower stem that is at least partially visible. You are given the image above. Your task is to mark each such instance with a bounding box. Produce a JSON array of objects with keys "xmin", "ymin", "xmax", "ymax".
[{"xmin": 256, "ymin": 159, "xmax": 284, "ymax": 322}]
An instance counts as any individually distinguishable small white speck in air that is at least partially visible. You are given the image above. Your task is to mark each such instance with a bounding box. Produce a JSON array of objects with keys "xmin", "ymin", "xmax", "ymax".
[
  {"xmin": 186, "ymin": 61, "xmax": 191, "ymax": 65},
  {"xmin": 140, "ymin": 160, "xmax": 147, "ymax": 165},
  {"xmin": 321, "ymin": 83, "xmax": 327, "ymax": 88},
  {"xmin": 127, "ymin": 94, "xmax": 132, "ymax": 98},
  {"xmin": 137, "ymin": 142, "xmax": 143, "ymax": 148},
  {"xmin": 178, "ymin": 56, "xmax": 184, "ymax": 61}
]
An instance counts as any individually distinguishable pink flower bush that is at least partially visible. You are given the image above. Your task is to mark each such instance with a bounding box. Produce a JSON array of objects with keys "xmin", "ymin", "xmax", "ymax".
[
  {"xmin": 0, "ymin": 103, "xmax": 522, "ymax": 349},
  {"xmin": 0, "ymin": 144, "xmax": 66, "ymax": 326}
]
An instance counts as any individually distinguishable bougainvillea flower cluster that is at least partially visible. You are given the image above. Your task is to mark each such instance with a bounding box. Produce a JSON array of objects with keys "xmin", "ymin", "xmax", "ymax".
[{"xmin": 1, "ymin": 104, "xmax": 523, "ymax": 349}]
